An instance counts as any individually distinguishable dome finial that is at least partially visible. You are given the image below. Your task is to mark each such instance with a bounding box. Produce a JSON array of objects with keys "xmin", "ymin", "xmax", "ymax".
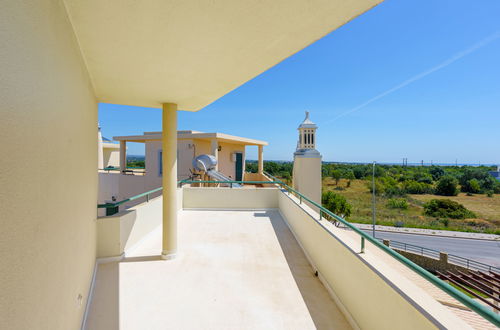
[{"xmin": 305, "ymin": 111, "xmax": 309, "ymax": 120}]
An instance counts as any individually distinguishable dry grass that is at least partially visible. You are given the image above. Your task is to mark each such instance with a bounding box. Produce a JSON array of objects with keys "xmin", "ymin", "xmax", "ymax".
[
  {"xmin": 322, "ymin": 178, "xmax": 500, "ymax": 234},
  {"xmin": 410, "ymin": 193, "xmax": 500, "ymax": 224}
]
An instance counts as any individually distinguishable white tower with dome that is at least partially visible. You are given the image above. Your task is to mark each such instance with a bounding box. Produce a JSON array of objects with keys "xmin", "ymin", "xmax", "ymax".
[{"xmin": 292, "ymin": 111, "xmax": 322, "ymax": 210}]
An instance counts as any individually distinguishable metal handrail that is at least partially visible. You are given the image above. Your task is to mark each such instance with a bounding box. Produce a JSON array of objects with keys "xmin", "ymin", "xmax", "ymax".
[
  {"xmin": 97, "ymin": 187, "xmax": 162, "ymax": 209},
  {"xmin": 99, "ymin": 166, "xmax": 146, "ymax": 171},
  {"xmin": 384, "ymin": 239, "xmax": 500, "ymax": 273},
  {"xmin": 178, "ymin": 180, "xmax": 278, "ymax": 186}
]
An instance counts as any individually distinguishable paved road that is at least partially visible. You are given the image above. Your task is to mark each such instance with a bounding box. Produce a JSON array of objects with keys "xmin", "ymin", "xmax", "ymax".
[{"xmin": 361, "ymin": 230, "xmax": 500, "ymax": 267}]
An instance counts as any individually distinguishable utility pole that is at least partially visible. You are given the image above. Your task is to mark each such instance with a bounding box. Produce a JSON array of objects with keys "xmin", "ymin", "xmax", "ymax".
[{"xmin": 372, "ymin": 161, "xmax": 376, "ymax": 238}]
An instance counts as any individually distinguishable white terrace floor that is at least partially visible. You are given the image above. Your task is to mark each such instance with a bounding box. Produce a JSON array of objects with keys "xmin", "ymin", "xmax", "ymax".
[{"xmin": 86, "ymin": 210, "xmax": 351, "ymax": 330}]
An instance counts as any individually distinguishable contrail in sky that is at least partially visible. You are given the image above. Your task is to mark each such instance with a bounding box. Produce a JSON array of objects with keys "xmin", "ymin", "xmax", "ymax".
[{"xmin": 325, "ymin": 31, "xmax": 500, "ymax": 124}]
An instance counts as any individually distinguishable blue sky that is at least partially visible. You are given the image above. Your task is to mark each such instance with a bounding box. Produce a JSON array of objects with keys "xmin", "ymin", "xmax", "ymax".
[{"xmin": 99, "ymin": 0, "xmax": 500, "ymax": 164}]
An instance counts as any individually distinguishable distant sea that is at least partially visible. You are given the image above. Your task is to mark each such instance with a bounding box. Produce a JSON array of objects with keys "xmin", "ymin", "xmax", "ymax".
[
  {"xmin": 132, "ymin": 155, "xmax": 495, "ymax": 167},
  {"xmin": 247, "ymin": 159, "xmax": 497, "ymax": 167}
]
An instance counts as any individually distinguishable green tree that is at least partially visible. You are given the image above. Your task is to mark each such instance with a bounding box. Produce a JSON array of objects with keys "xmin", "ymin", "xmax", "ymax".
[
  {"xmin": 322, "ymin": 191, "xmax": 352, "ymax": 218},
  {"xmin": 466, "ymin": 179, "xmax": 481, "ymax": 194},
  {"xmin": 245, "ymin": 161, "xmax": 258, "ymax": 173},
  {"xmin": 353, "ymin": 166, "xmax": 366, "ymax": 179},
  {"xmin": 435, "ymin": 176, "xmax": 459, "ymax": 196},
  {"xmin": 345, "ymin": 170, "xmax": 355, "ymax": 187},
  {"xmin": 429, "ymin": 166, "xmax": 445, "ymax": 181},
  {"xmin": 331, "ymin": 170, "xmax": 342, "ymax": 185}
]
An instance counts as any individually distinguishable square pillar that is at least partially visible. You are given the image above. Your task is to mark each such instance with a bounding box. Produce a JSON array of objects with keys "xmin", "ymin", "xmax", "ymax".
[
  {"xmin": 258, "ymin": 145, "xmax": 264, "ymax": 174},
  {"xmin": 210, "ymin": 138, "xmax": 219, "ymax": 171},
  {"xmin": 161, "ymin": 103, "xmax": 178, "ymax": 259},
  {"xmin": 119, "ymin": 140, "xmax": 127, "ymax": 174}
]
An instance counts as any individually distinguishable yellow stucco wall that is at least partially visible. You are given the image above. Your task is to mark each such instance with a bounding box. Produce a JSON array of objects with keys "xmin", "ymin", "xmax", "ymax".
[
  {"xmin": 217, "ymin": 142, "xmax": 245, "ymax": 180},
  {"xmin": 140, "ymin": 138, "xmax": 246, "ymax": 195},
  {"xmin": 0, "ymin": 1, "xmax": 97, "ymax": 329},
  {"xmin": 292, "ymin": 156, "xmax": 322, "ymax": 209}
]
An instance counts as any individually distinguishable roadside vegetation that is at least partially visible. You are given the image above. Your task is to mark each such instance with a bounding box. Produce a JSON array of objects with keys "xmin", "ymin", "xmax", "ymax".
[{"xmin": 247, "ymin": 161, "xmax": 500, "ymax": 234}]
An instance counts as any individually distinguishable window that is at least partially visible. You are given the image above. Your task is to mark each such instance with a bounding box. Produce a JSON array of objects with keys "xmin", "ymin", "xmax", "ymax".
[{"xmin": 158, "ymin": 149, "xmax": 180, "ymax": 176}]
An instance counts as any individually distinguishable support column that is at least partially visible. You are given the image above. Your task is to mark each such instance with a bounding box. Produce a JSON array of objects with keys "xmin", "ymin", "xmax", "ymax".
[
  {"xmin": 97, "ymin": 126, "xmax": 104, "ymax": 169},
  {"xmin": 162, "ymin": 103, "xmax": 178, "ymax": 260},
  {"xmin": 119, "ymin": 140, "xmax": 126, "ymax": 173},
  {"xmin": 258, "ymin": 145, "xmax": 264, "ymax": 174},
  {"xmin": 210, "ymin": 138, "xmax": 219, "ymax": 171}
]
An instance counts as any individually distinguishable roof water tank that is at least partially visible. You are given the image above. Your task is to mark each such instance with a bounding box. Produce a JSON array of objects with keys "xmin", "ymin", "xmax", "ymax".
[{"xmin": 192, "ymin": 154, "xmax": 217, "ymax": 172}]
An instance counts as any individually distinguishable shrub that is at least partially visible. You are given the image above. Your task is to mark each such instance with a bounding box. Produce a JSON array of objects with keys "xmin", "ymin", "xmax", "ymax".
[
  {"xmin": 322, "ymin": 191, "xmax": 352, "ymax": 219},
  {"xmin": 353, "ymin": 166, "xmax": 366, "ymax": 179},
  {"xmin": 430, "ymin": 166, "xmax": 445, "ymax": 181},
  {"xmin": 479, "ymin": 176, "xmax": 497, "ymax": 193},
  {"xmin": 494, "ymin": 182, "xmax": 500, "ymax": 194},
  {"xmin": 486, "ymin": 191, "xmax": 494, "ymax": 198},
  {"xmin": 368, "ymin": 177, "xmax": 405, "ymax": 197},
  {"xmin": 386, "ymin": 198, "xmax": 408, "ymax": 210},
  {"xmin": 435, "ymin": 176, "xmax": 459, "ymax": 196},
  {"xmin": 403, "ymin": 180, "xmax": 433, "ymax": 194},
  {"xmin": 423, "ymin": 199, "xmax": 476, "ymax": 219},
  {"xmin": 462, "ymin": 178, "xmax": 481, "ymax": 194}
]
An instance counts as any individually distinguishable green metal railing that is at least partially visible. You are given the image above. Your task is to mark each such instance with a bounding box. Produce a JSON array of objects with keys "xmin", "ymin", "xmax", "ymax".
[
  {"xmin": 99, "ymin": 166, "xmax": 146, "ymax": 171},
  {"xmin": 97, "ymin": 175, "xmax": 500, "ymax": 326},
  {"xmin": 97, "ymin": 187, "xmax": 162, "ymax": 215},
  {"xmin": 178, "ymin": 179, "xmax": 279, "ymax": 187}
]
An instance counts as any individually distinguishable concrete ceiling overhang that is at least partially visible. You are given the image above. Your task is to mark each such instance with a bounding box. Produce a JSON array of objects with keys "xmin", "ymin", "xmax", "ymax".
[{"xmin": 63, "ymin": 0, "xmax": 382, "ymax": 111}]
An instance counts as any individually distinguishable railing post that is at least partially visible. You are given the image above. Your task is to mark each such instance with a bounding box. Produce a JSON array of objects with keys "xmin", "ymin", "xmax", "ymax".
[
  {"xmin": 361, "ymin": 237, "xmax": 365, "ymax": 253},
  {"xmin": 146, "ymin": 194, "xmax": 149, "ymax": 202},
  {"xmin": 319, "ymin": 210, "xmax": 322, "ymax": 220},
  {"xmin": 300, "ymin": 195, "xmax": 302, "ymax": 204}
]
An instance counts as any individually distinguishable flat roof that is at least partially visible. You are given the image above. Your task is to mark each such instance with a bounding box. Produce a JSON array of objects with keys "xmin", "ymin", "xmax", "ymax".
[
  {"xmin": 113, "ymin": 131, "xmax": 268, "ymax": 146},
  {"xmin": 102, "ymin": 142, "xmax": 120, "ymax": 149}
]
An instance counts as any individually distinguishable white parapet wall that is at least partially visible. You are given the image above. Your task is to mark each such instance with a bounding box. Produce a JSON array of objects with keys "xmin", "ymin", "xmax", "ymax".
[
  {"xmin": 96, "ymin": 187, "xmax": 183, "ymax": 259},
  {"xmin": 277, "ymin": 190, "xmax": 470, "ymax": 330},
  {"xmin": 183, "ymin": 187, "xmax": 279, "ymax": 209}
]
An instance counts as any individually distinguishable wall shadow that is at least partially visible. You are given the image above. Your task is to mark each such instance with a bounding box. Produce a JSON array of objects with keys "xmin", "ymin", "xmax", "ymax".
[
  {"xmin": 264, "ymin": 210, "xmax": 351, "ymax": 330},
  {"xmin": 85, "ymin": 262, "xmax": 119, "ymax": 330}
]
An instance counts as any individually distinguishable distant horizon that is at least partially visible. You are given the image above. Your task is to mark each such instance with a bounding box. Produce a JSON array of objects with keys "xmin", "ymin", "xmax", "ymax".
[{"xmin": 126, "ymin": 155, "xmax": 497, "ymax": 167}]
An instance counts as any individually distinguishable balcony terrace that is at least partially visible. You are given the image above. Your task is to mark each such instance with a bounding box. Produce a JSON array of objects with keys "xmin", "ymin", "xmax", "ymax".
[
  {"xmin": 90, "ymin": 180, "xmax": 498, "ymax": 329},
  {"xmin": 88, "ymin": 209, "xmax": 350, "ymax": 329}
]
